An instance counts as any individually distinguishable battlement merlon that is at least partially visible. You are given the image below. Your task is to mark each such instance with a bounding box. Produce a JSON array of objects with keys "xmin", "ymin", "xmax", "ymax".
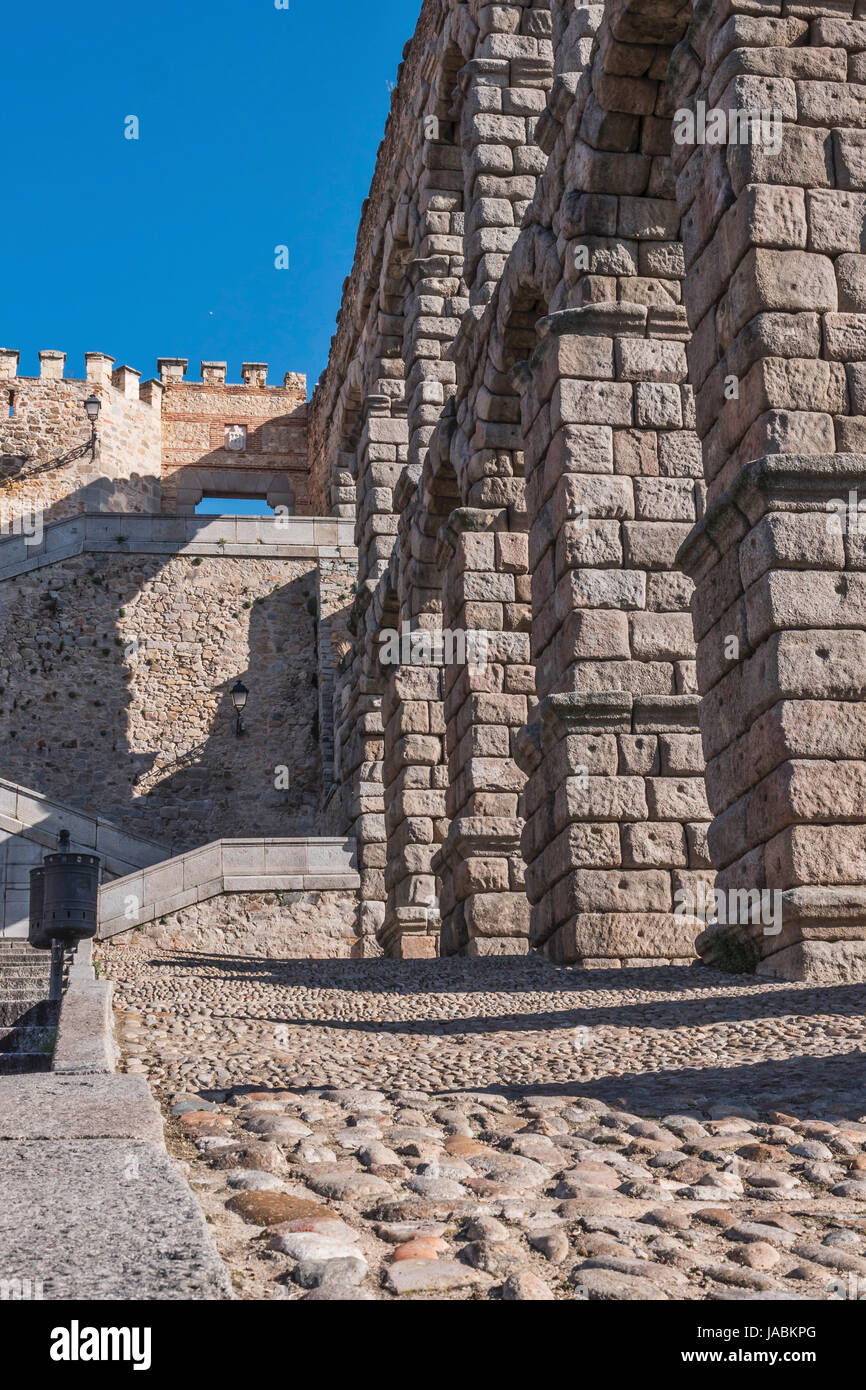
[
  {"xmin": 85, "ymin": 352, "xmax": 115, "ymax": 386},
  {"xmin": 158, "ymin": 359, "xmax": 307, "ymax": 395},
  {"xmin": 0, "ymin": 351, "xmax": 307, "ymax": 399},
  {"xmin": 39, "ymin": 350, "xmax": 66, "ymax": 380}
]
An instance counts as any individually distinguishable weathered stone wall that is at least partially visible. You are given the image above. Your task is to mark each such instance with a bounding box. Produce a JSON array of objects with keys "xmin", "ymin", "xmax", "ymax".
[
  {"xmin": 158, "ymin": 360, "xmax": 310, "ymax": 515},
  {"xmin": 310, "ymin": 0, "xmax": 866, "ymax": 982},
  {"xmin": 673, "ymin": 7, "xmax": 866, "ymax": 982},
  {"xmin": 311, "ymin": 0, "xmax": 559, "ymax": 959},
  {"xmin": 310, "ymin": 0, "xmax": 708, "ymax": 964},
  {"xmin": 0, "ymin": 552, "xmax": 322, "ymax": 851},
  {"xmin": 316, "ymin": 555, "xmax": 356, "ymax": 821},
  {"xmin": 0, "ymin": 349, "xmax": 314, "ymax": 526},
  {"xmin": 0, "ymin": 352, "xmax": 162, "ymax": 523},
  {"xmin": 9, "ymin": 0, "xmax": 866, "ymax": 981},
  {"xmin": 101, "ymin": 888, "xmax": 363, "ymax": 958}
]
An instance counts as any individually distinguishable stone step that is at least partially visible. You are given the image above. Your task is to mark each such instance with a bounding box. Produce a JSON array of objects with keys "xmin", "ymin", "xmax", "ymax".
[
  {"xmin": 0, "ymin": 1000, "xmax": 57, "ymax": 1027},
  {"xmin": 0, "ymin": 1026, "xmax": 56, "ymax": 1056},
  {"xmin": 0, "ymin": 1054, "xmax": 53, "ymax": 1074},
  {"xmin": 0, "ymin": 939, "xmax": 56, "ymax": 1076},
  {"xmin": 0, "ymin": 1131, "xmax": 232, "ymax": 1297}
]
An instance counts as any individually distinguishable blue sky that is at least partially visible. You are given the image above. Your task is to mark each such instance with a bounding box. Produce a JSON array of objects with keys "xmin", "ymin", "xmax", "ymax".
[{"xmin": 2, "ymin": 0, "xmax": 420, "ymax": 395}]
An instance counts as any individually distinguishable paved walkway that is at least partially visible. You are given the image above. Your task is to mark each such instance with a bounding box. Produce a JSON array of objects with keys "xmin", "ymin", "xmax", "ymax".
[
  {"xmin": 0, "ymin": 1074, "xmax": 231, "ymax": 1300},
  {"xmin": 98, "ymin": 943, "xmax": 866, "ymax": 1301}
]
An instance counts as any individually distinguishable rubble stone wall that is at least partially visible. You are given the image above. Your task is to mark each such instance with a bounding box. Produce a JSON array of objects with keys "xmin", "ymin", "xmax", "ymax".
[
  {"xmin": 102, "ymin": 888, "xmax": 363, "ymax": 958},
  {"xmin": 0, "ymin": 551, "xmax": 322, "ymax": 852},
  {"xmin": 0, "ymin": 350, "xmax": 314, "ymax": 526},
  {"xmin": 0, "ymin": 353, "xmax": 162, "ymax": 523}
]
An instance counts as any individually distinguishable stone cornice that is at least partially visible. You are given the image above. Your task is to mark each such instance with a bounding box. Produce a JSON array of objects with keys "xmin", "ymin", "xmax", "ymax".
[{"xmin": 677, "ymin": 453, "xmax": 866, "ymax": 579}]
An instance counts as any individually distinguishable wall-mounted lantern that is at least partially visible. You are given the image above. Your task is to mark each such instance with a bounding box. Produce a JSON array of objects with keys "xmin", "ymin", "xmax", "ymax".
[
  {"xmin": 83, "ymin": 395, "xmax": 101, "ymax": 458},
  {"xmin": 231, "ymin": 680, "xmax": 249, "ymax": 737}
]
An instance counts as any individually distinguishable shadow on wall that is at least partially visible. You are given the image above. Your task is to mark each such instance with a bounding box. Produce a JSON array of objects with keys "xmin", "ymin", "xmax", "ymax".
[
  {"xmin": 0, "ymin": 480, "xmax": 323, "ymax": 855},
  {"xmin": 0, "ymin": 455, "xmax": 160, "ymax": 520}
]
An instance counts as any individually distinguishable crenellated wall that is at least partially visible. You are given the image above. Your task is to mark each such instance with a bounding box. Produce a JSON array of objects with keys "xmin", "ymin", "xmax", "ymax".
[
  {"xmin": 0, "ymin": 350, "xmax": 313, "ymax": 527},
  {"xmin": 157, "ymin": 358, "xmax": 309, "ymax": 515},
  {"xmin": 0, "ymin": 350, "xmax": 162, "ymax": 522}
]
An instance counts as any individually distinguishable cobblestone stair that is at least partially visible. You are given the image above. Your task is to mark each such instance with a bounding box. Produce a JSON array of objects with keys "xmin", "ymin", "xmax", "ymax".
[{"xmin": 0, "ymin": 941, "xmax": 58, "ymax": 1073}]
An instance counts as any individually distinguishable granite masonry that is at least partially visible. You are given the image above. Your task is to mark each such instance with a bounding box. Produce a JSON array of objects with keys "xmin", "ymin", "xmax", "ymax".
[
  {"xmin": 6, "ymin": 0, "xmax": 866, "ymax": 985},
  {"xmin": 306, "ymin": 0, "xmax": 866, "ymax": 983}
]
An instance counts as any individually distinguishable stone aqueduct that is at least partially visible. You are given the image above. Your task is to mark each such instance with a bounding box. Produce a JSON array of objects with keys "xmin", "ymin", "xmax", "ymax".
[{"xmin": 309, "ymin": 0, "xmax": 866, "ymax": 981}]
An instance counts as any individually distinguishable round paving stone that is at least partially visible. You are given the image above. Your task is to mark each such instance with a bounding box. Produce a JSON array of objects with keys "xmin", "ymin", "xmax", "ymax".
[
  {"xmin": 243, "ymin": 1115, "xmax": 312, "ymax": 1140},
  {"xmin": 385, "ymin": 1259, "xmax": 490, "ymax": 1296},
  {"xmin": 226, "ymin": 1192, "xmax": 332, "ymax": 1226},
  {"xmin": 305, "ymin": 1167, "xmax": 395, "ymax": 1201}
]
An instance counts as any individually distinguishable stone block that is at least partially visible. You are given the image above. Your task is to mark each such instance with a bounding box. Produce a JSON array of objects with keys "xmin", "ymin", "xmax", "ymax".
[
  {"xmin": 552, "ymin": 380, "xmax": 633, "ymax": 429},
  {"xmin": 807, "ymin": 189, "xmax": 866, "ymax": 254},
  {"xmin": 719, "ymin": 249, "xmax": 837, "ymax": 348},
  {"xmin": 727, "ymin": 125, "xmax": 833, "ymax": 198},
  {"xmin": 553, "ymin": 868, "xmax": 671, "ymax": 920},
  {"xmin": 629, "ymin": 612, "xmax": 695, "ymax": 661},
  {"xmin": 0, "ymin": 1139, "xmax": 231, "ymax": 1299},
  {"xmin": 222, "ymin": 842, "xmax": 266, "ymax": 876},
  {"xmin": 701, "ymin": 629, "xmax": 866, "ymax": 761},
  {"xmin": 613, "ymin": 428, "xmax": 658, "ymax": 476},
  {"xmin": 622, "ymin": 822, "xmax": 688, "ymax": 868},
  {"xmin": 463, "ymin": 892, "xmax": 531, "ymax": 938},
  {"xmin": 765, "ymin": 824, "xmax": 866, "ymax": 889},
  {"xmin": 647, "ymin": 777, "xmax": 710, "ymax": 822},
  {"xmin": 738, "ymin": 512, "xmax": 844, "ymax": 588},
  {"xmin": 547, "ymin": 912, "xmax": 699, "ymax": 962},
  {"xmin": 633, "ymin": 477, "xmax": 695, "ymax": 521},
  {"xmin": 623, "ymin": 521, "xmax": 694, "ymax": 570},
  {"xmin": 555, "ymin": 775, "xmax": 648, "ymax": 828},
  {"xmin": 618, "ymin": 734, "xmax": 659, "ymax": 775},
  {"xmin": 632, "ymin": 382, "xmax": 682, "ymax": 429},
  {"xmin": 555, "ymin": 519, "xmax": 623, "ymax": 576},
  {"xmin": 746, "ymin": 570, "xmax": 866, "ymax": 647}
]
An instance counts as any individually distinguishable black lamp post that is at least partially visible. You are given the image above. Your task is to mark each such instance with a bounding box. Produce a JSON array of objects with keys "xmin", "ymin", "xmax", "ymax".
[
  {"xmin": 83, "ymin": 395, "xmax": 101, "ymax": 459},
  {"xmin": 231, "ymin": 680, "xmax": 249, "ymax": 736}
]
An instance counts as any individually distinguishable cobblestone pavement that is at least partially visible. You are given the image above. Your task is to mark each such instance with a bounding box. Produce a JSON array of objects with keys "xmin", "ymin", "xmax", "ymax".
[{"xmin": 100, "ymin": 942, "xmax": 866, "ymax": 1301}]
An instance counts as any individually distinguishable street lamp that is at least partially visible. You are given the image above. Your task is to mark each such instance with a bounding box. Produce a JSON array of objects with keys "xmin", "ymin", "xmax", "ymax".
[
  {"xmin": 83, "ymin": 395, "xmax": 101, "ymax": 459},
  {"xmin": 231, "ymin": 680, "xmax": 249, "ymax": 736}
]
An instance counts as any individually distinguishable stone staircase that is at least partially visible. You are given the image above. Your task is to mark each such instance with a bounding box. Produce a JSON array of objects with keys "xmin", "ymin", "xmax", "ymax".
[
  {"xmin": 0, "ymin": 940, "xmax": 58, "ymax": 1073},
  {"xmin": 98, "ymin": 836, "xmax": 359, "ymax": 938}
]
